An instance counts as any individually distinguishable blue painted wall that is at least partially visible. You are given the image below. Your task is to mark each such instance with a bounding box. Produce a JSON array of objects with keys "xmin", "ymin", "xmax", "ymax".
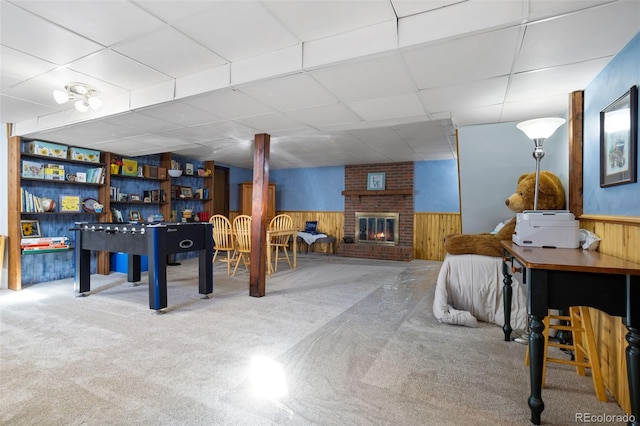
[
  {"xmin": 583, "ymin": 32, "xmax": 640, "ymax": 215},
  {"xmin": 225, "ymin": 160, "xmax": 459, "ymax": 213},
  {"xmin": 217, "ymin": 163, "xmax": 252, "ymax": 211},
  {"xmin": 414, "ymin": 159, "xmax": 459, "ymax": 212},
  {"xmin": 271, "ymin": 166, "xmax": 344, "ymax": 211}
]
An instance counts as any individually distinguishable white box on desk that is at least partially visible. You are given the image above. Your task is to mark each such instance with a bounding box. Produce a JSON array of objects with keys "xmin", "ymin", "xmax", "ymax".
[{"xmin": 512, "ymin": 210, "xmax": 580, "ymax": 248}]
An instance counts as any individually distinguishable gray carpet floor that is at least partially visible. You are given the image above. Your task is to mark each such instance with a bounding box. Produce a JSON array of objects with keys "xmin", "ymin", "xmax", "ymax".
[{"xmin": 0, "ymin": 254, "xmax": 628, "ymax": 425}]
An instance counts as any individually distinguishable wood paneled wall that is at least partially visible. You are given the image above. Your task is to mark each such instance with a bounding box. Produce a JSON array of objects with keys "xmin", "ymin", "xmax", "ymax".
[
  {"xmin": 414, "ymin": 212, "xmax": 462, "ymax": 261},
  {"xmin": 254, "ymin": 211, "xmax": 462, "ymax": 261},
  {"xmin": 579, "ymin": 215, "xmax": 639, "ymax": 414}
]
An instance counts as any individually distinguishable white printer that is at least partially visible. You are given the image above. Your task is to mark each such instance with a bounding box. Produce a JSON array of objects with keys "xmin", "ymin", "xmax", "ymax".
[{"xmin": 512, "ymin": 210, "xmax": 580, "ymax": 248}]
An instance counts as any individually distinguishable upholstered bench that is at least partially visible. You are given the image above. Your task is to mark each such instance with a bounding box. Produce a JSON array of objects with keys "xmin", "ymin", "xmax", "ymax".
[{"xmin": 297, "ymin": 235, "xmax": 336, "ymax": 255}]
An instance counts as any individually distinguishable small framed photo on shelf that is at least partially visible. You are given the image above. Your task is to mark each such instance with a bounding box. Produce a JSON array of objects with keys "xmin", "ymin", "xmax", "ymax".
[
  {"xmin": 119, "ymin": 193, "xmax": 129, "ymax": 202},
  {"xmin": 76, "ymin": 172, "xmax": 87, "ymax": 183},
  {"xmin": 180, "ymin": 186, "xmax": 193, "ymax": 198},
  {"xmin": 185, "ymin": 163, "xmax": 194, "ymax": 175},
  {"xmin": 20, "ymin": 220, "xmax": 41, "ymax": 238},
  {"xmin": 367, "ymin": 172, "xmax": 386, "ymax": 190},
  {"xmin": 600, "ymin": 85, "xmax": 638, "ymax": 187},
  {"xmin": 59, "ymin": 194, "xmax": 81, "ymax": 212},
  {"xmin": 129, "ymin": 211, "xmax": 141, "ymax": 222},
  {"xmin": 130, "ymin": 194, "xmax": 141, "ymax": 202}
]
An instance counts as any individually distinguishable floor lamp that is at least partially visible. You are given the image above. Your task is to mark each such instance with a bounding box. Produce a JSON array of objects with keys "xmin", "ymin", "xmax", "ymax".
[{"xmin": 516, "ymin": 117, "xmax": 566, "ymax": 210}]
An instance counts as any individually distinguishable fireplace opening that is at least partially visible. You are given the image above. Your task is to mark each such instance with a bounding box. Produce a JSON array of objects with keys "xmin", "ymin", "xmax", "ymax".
[{"xmin": 355, "ymin": 212, "xmax": 399, "ymax": 246}]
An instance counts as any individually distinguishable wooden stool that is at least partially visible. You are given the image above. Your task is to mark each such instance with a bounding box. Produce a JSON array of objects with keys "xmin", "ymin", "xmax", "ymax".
[{"xmin": 525, "ymin": 306, "xmax": 606, "ymax": 401}]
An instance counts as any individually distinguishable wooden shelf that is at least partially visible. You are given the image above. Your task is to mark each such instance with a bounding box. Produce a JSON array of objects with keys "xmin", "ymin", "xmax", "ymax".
[{"xmin": 341, "ymin": 189, "xmax": 413, "ymax": 196}]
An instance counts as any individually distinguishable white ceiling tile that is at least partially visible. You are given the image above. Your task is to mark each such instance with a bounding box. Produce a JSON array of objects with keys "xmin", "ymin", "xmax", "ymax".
[
  {"xmin": 26, "ymin": 67, "xmax": 128, "ymax": 101},
  {"xmin": 310, "ymin": 52, "xmax": 416, "ymax": 101},
  {"xmin": 69, "ymin": 50, "xmax": 172, "ymax": 90},
  {"xmin": 4, "ymin": 1, "xmax": 638, "ymax": 169},
  {"xmin": 0, "ymin": 2, "xmax": 102, "ymax": 65},
  {"xmin": 181, "ymin": 88, "xmax": 274, "ymax": 119},
  {"xmin": 175, "ymin": 64, "xmax": 231, "ymax": 99},
  {"xmin": 402, "ymin": 27, "xmax": 521, "ymax": 89},
  {"xmin": 419, "ymin": 77, "xmax": 509, "ymax": 113},
  {"xmin": 527, "ymin": 0, "xmax": 613, "ymax": 21},
  {"xmin": 132, "ymin": 0, "xmax": 217, "ymax": 24},
  {"xmin": 286, "ymin": 103, "xmax": 362, "ymax": 127},
  {"xmin": 0, "ymin": 46, "xmax": 57, "ymax": 82},
  {"xmin": 398, "ymin": 0, "xmax": 524, "ymax": 48},
  {"xmin": 113, "ymin": 27, "xmax": 227, "ymax": 78},
  {"xmin": 130, "ymin": 80, "xmax": 175, "ymax": 110},
  {"xmin": 516, "ymin": 1, "xmax": 640, "ymax": 72},
  {"xmin": 102, "ymin": 111, "xmax": 181, "ymax": 134},
  {"xmin": 15, "ymin": 0, "xmax": 166, "ymax": 46},
  {"xmin": 391, "ymin": 0, "xmax": 465, "ymax": 18},
  {"xmin": 303, "ymin": 20, "xmax": 398, "ymax": 69},
  {"xmin": 239, "ymin": 73, "xmax": 336, "ymax": 111},
  {"xmin": 501, "ymin": 94, "xmax": 569, "ymax": 123},
  {"xmin": 348, "ymin": 92, "xmax": 426, "ymax": 121},
  {"xmin": 509, "ymin": 58, "xmax": 611, "ymax": 102},
  {"xmin": 452, "ymin": 104, "xmax": 504, "ymax": 127},
  {"xmin": 174, "ymin": 1, "xmax": 300, "ymax": 62},
  {"xmin": 264, "ymin": 1, "xmax": 395, "ymax": 42},
  {"xmin": 235, "ymin": 112, "xmax": 307, "ymax": 133},
  {"xmin": 136, "ymin": 101, "xmax": 222, "ymax": 127},
  {"xmin": 0, "ymin": 95, "xmax": 57, "ymax": 123},
  {"xmin": 231, "ymin": 44, "xmax": 302, "ymax": 85},
  {"xmin": 350, "ymin": 127, "xmax": 404, "ymax": 144}
]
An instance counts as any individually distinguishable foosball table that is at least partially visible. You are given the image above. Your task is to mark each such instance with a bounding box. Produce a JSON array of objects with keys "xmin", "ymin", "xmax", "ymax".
[{"xmin": 73, "ymin": 222, "xmax": 213, "ymax": 311}]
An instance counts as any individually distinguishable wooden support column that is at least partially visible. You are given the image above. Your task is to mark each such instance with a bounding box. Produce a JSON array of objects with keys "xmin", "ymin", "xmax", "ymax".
[
  {"xmin": 249, "ymin": 134, "xmax": 270, "ymax": 297},
  {"xmin": 568, "ymin": 90, "xmax": 584, "ymax": 217}
]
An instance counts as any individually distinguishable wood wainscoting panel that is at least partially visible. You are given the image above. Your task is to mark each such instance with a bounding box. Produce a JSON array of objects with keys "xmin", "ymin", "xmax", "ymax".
[
  {"xmin": 277, "ymin": 211, "xmax": 344, "ymax": 251},
  {"xmin": 579, "ymin": 216, "xmax": 640, "ymax": 414},
  {"xmin": 414, "ymin": 213, "xmax": 462, "ymax": 261}
]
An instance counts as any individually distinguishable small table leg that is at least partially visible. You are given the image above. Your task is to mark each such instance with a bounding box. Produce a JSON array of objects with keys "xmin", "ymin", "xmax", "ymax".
[
  {"xmin": 528, "ymin": 315, "xmax": 545, "ymax": 425},
  {"xmin": 501, "ymin": 256, "xmax": 513, "ymax": 341}
]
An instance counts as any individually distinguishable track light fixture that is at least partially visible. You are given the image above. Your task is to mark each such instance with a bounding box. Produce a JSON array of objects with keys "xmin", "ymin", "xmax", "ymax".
[{"xmin": 53, "ymin": 82, "xmax": 102, "ymax": 113}]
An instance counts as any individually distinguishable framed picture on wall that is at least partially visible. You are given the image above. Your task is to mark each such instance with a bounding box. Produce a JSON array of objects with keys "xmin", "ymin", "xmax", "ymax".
[
  {"xmin": 600, "ymin": 85, "xmax": 638, "ymax": 187},
  {"xmin": 367, "ymin": 172, "xmax": 386, "ymax": 190}
]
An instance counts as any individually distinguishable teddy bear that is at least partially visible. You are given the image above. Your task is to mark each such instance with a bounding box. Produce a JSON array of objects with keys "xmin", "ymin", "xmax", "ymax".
[{"xmin": 444, "ymin": 170, "xmax": 566, "ymax": 257}]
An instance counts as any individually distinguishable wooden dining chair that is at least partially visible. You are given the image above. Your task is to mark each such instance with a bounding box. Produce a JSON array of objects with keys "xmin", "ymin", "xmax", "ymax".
[
  {"xmin": 232, "ymin": 215, "xmax": 252, "ymax": 276},
  {"xmin": 269, "ymin": 214, "xmax": 293, "ymax": 273},
  {"xmin": 209, "ymin": 214, "xmax": 235, "ymax": 275}
]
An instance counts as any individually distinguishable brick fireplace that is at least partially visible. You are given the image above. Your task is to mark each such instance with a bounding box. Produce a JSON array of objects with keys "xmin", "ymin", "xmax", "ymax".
[{"xmin": 336, "ymin": 162, "xmax": 414, "ymax": 261}]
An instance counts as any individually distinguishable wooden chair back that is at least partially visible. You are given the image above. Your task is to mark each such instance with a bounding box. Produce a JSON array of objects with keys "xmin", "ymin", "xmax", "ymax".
[
  {"xmin": 269, "ymin": 214, "xmax": 293, "ymax": 245},
  {"xmin": 233, "ymin": 215, "xmax": 252, "ymax": 254},
  {"xmin": 209, "ymin": 214, "xmax": 234, "ymax": 250}
]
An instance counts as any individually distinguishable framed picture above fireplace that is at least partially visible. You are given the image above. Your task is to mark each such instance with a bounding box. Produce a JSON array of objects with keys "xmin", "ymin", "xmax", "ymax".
[{"xmin": 367, "ymin": 172, "xmax": 386, "ymax": 190}]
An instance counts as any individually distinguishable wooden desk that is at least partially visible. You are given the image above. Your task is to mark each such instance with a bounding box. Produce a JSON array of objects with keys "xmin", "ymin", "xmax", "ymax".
[
  {"xmin": 500, "ymin": 241, "xmax": 640, "ymax": 425},
  {"xmin": 266, "ymin": 229, "xmax": 297, "ymax": 277}
]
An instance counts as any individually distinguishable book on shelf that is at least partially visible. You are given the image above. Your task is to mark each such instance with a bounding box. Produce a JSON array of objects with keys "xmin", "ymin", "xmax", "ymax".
[
  {"xmin": 21, "ymin": 236, "xmax": 70, "ymax": 252},
  {"xmin": 86, "ymin": 167, "xmax": 105, "ymax": 184}
]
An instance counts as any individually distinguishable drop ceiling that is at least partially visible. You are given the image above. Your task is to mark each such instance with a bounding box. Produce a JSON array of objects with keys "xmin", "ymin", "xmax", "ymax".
[{"xmin": 1, "ymin": 0, "xmax": 639, "ymax": 169}]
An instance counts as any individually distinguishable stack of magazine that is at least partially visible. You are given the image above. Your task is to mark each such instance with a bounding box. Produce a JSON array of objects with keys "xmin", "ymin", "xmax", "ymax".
[{"xmin": 21, "ymin": 236, "xmax": 70, "ymax": 253}]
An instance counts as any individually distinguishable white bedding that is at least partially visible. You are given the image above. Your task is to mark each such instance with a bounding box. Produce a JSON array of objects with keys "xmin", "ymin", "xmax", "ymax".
[{"xmin": 433, "ymin": 254, "xmax": 528, "ymax": 330}]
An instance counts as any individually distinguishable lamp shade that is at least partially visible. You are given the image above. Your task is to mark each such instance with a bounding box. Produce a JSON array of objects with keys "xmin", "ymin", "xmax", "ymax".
[
  {"xmin": 74, "ymin": 100, "xmax": 89, "ymax": 113},
  {"xmin": 516, "ymin": 117, "xmax": 566, "ymax": 140},
  {"xmin": 53, "ymin": 89, "xmax": 69, "ymax": 104}
]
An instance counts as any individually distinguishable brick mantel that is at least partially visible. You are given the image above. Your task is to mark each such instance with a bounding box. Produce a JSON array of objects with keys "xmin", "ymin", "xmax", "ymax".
[{"xmin": 336, "ymin": 162, "xmax": 414, "ymax": 261}]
